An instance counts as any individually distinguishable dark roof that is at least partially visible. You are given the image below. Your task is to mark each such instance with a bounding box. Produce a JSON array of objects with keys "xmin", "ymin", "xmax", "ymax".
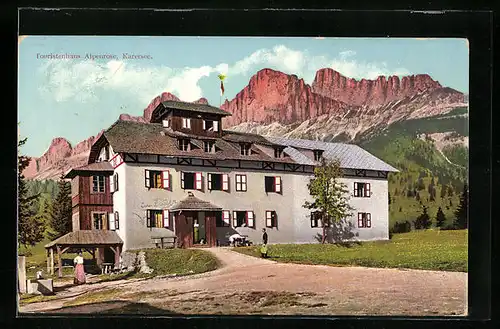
[
  {"xmin": 161, "ymin": 100, "xmax": 232, "ymax": 117},
  {"xmin": 221, "ymin": 130, "xmax": 275, "ymax": 146},
  {"xmin": 45, "ymin": 230, "xmax": 123, "ymax": 249},
  {"xmin": 103, "ymin": 120, "xmax": 298, "ymax": 164},
  {"xmin": 95, "ymin": 120, "xmax": 398, "ymax": 172},
  {"xmin": 64, "ymin": 162, "xmax": 114, "ymax": 178},
  {"xmin": 170, "ymin": 192, "xmax": 222, "ymax": 211}
]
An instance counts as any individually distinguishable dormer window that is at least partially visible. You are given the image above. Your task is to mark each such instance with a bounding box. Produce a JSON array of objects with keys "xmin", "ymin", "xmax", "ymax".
[
  {"xmin": 178, "ymin": 138, "xmax": 190, "ymax": 151},
  {"xmin": 240, "ymin": 143, "xmax": 251, "ymax": 156},
  {"xmin": 203, "ymin": 120, "xmax": 219, "ymax": 132},
  {"xmin": 274, "ymin": 147, "xmax": 284, "ymax": 158},
  {"xmin": 162, "ymin": 119, "xmax": 170, "ymax": 128},
  {"xmin": 313, "ymin": 150, "xmax": 324, "ymax": 161},
  {"xmin": 204, "ymin": 140, "xmax": 215, "ymax": 153},
  {"xmin": 182, "ymin": 118, "xmax": 191, "ymax": 129}
]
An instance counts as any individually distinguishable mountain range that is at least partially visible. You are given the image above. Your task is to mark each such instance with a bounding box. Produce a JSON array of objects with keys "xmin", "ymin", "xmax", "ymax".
[{"xmin": 22, "ymin": 67, "xmax": 468, "ymax": 184}]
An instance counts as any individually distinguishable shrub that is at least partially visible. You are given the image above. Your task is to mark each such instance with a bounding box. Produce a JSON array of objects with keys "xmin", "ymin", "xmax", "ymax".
[{"xmin": 392, "ymin": 221, "xmax": 412, "ymax": 233}]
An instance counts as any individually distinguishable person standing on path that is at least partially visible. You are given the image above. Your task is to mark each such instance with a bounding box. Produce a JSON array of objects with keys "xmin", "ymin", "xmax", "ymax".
[
  {"xmin": 261, "ymin": 228, "xmax": 268, "ymax": 258},
  {"xmin": 73, "ymin": 251, "xmax": 86, "ymax": 285}
]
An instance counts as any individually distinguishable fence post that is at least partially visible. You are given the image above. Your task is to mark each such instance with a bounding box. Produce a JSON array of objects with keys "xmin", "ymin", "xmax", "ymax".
[{"xmin": 18, "ymin": 256, "xmax": 26, "ymax": 294}]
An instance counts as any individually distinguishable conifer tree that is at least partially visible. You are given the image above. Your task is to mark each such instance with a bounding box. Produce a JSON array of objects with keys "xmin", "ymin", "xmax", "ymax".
[
  {"xmin": 414, "ymin": 205, "xmax": 432, "ymax": 230},
  {"xmin": 440, "ymin": 184, "xmax": 447, "ymax": 199},
  {"xmin": 435, "ymin": 206, "xmax": 446, "ymax": 228},
  {"xmin": 453, "ymin": 183, "xmax": 468, "ymax": 229},
  {"xmin": 48, "ymin": 174, "xmax": 73, "ymax": 240},
  {"xmin": 18, "ymin": 137, "xmax": 45, "ymax": 249}
]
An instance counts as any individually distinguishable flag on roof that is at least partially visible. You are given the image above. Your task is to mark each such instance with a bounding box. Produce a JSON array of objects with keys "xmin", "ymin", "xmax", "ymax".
[{"xmin": 218, "ymin": 73, "xmax": 226, "ymax": 96}]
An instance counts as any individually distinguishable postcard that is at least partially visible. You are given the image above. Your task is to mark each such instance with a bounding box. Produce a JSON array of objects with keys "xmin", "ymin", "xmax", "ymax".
[{"xmin": 17, "ymin": 36, "xmax": 468, "ymax": 316}]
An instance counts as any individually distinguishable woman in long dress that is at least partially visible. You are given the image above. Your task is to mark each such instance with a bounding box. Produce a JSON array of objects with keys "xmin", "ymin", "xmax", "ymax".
[{"xmin": 73, "ymin": 251, "xmax": 86, "ymax": 284}]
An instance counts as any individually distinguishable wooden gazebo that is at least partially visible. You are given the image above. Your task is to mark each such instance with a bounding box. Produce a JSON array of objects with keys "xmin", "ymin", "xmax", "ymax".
[{"xmin": 44, "ymin": 230, "xmax": 123, "ymax": 278}]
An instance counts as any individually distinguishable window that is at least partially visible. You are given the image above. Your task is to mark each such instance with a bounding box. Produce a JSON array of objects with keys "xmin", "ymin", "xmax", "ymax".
[
  {"xmin": 92, "ymin": 176, "xmax": 105, "ymax": 193},
  {"xmin": 240, "ymin": 143, "xmax": 251, "ymax": 156},
  {"xmin": 203, "ymin": 140, "xmax": 215, "ymax": 153},
  {"xmin": 264, "ymin": 176, "xmax": 282, "ymax": 193},
  {"xmin": 217, "ymin": 210, "xmax": 231, "ymax": 227},
  {"xmin": 232, "ymin": 211, "xmax": 254, "ymax": 228},
  {"xmin": 162, "ymin": 119, "xmax": 170, "ymax": 128},
  {"xmin": 311, "ymin": 211, "xmax": 322, "ymax": 228},
  {"xmin": 203, "ymin": 120, "xmax": 219, "ymax": 132},
  {"xmin": 181, "ymin": 172, "xmax": 202, "ymax": 190},
  {"xmin": 110, "ymin": 173, "xmax": 119, "ymax": 193},
  {"xmin": 235, "ymin": 174, "xmax": 247, "ymax": 191},
  {"xmin": 208, "ymin": 173, "xmax": 229, "ymax": 191},
  {"xmin": 146, "ymin": 209, "xmax": 169, "ymax": 228},
  {"xmin": 182, "ymin": 117, "xmax": 191, "ymax": 129},
  {"xmin": 313, "ymin": 150, "xmax": 324, "ymax": 161},
  {"xmin": 354, "ymin": 182, "xmax": 371, "ymax": 197},
  {"xmin": 178, "ymin": 138, "xmax": 190, "ymax": 151},
  {"xmin": 145, "ymin": 170, "xmax": 170, "ymax": 189},
  {"xmin": 114, "ymin": 211, "xmax": 120, "ymax": 230},
  {"xmin": 357, "ymin": 212, "xmax": 372, "ymax": 228},
  {"xmin": 265, "ymin": 210, "xmax": 277, "ymax": 228},
  {"xmin": 274, "ymin": 147, "xmax": 284, "ymax": 158},
  {"xmin": 92, "ymin": 212, "xmax": 107, "ymax": 230}
]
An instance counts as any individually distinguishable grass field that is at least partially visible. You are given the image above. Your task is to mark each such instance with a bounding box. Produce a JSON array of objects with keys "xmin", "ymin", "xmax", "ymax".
[{"xmin": 233, "ymin": 229, "xmax": 468, "ymax": 272}]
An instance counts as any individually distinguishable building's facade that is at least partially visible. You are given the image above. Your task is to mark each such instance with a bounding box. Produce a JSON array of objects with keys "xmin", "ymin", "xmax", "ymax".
[{"xmin": 65, "ymin": 101, "xmax": 398, "ymax": 252}]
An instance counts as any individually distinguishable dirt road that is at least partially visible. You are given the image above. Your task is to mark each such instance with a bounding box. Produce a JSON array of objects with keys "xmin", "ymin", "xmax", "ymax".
[{"xmin": 19, "ymin": 247, "xmax": 467, "ymax": 316}]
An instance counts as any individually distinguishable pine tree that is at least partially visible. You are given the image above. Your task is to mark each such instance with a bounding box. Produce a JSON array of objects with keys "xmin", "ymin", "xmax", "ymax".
[
  {"xmin": 417, "ymin": 178, "xmax": 425, "ymax": 190},
  {"xmin": 440, "ymin": 184, "xmax": 447, "ymax": 199},
  {"xmin": 388, "ymin": 192, "xmax": 392, "ymax": 205},
  {"xmin": 303, "ymin": 158, "xmax": 354, "ymax": 244},
  {"xmin": 415, "ymin": 191, "xmax": 420, "ymax": 202},
  {"xmin": 18, "ymin": 137, "xmax": 45, "ymax": 249},
  {"xmin": 414, "ymin": 205, "xmax": 432, "ymax": 230},
  {"xmin": 447, "ymin": 184, "xmax": 454, "ymax": 197},
  {"xmin": 429, "ymin": 185, "xmax": 436, "ymax": 202},
  {"xmin": 435, "ymin": 207, "xmax": 446, "ymax": 228},
  {"xmin": 453, "ymin": 183, "xmax": 468, "ymax": 229},
  {"xmin": 47, "ymin": 174, "xmax": 73, "ymax": 240}
]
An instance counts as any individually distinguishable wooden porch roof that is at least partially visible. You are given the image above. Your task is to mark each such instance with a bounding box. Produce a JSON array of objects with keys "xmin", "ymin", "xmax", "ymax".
[
  {"xmin": 45, "ymin": 230, "xmax": 123, "ymax": 249},
  {"xmin": 170, "ymin": 192, "xmax": 222, "ymax": 211}
]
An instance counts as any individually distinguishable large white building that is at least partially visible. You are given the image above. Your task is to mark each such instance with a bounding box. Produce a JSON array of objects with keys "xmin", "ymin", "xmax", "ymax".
[{"xmin": 65, "ymin": 100, "xmax": 398, "ymax": 252}]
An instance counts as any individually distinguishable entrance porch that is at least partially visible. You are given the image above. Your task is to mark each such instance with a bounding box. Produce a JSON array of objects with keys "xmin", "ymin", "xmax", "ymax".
[{"xmin": 170, "ymin": 192, "xmax": 222, "ymax": 248}]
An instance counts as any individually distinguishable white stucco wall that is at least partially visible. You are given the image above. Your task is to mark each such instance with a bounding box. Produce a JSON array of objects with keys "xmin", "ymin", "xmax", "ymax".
[
  {"xmin": 112, "ymin": 164, "xmax": 128, "ymax": 249},
  {"xmin": 116, "ymin": 161, "xmax": 390, "ymax": 251}
]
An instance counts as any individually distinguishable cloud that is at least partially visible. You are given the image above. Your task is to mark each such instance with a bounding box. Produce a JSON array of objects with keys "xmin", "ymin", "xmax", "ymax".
[
  {"xmin": 37, "ymin": 59, "xmax": 215, "ymax": 103},
  {"xmin": 37, "ymin": 44, "xmax": 410, "ymax": 104},
  {"xmin": 339, "ymin": 50, "xmax": 356, "ymax": 58},
  {"xmin": 225, "ymin": 45, "xmax": 410, "ymax": 83}
]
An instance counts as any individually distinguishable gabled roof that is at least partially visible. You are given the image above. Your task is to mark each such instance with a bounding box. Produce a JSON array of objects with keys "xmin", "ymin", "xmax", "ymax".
[
  {"xmin": 45, "ymin": 230, "xmax": 123, "ymax": 249},
  {"xmin": 170, "ymin": 192, "xmax": 222, "ymax": 211},
  {"xmin": 64, "ymin": 161, "xmax": 114, "ymax": 178},
  {"xmin": 160, "ymin": 100, "xmax": 232, "ymax": 117},
  {"xmin": 89, "ymin": 120, "xmax": 398, "ymax": 173},
  {"xmin": 265, "ymin": 136, "xmax": 399, "ymax": 172},
  {"xmin": 101, "ymin": 120, "xmax": 298, "ymax": 164}
]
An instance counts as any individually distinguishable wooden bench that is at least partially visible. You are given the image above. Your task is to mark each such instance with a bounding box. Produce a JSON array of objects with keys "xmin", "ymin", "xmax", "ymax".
[{"xmin": 151, "ymin": 236, "xmax": 177, "ymax": 249}]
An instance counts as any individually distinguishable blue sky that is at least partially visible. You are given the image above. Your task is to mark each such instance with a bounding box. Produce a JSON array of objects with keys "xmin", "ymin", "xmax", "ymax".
[{"xmin": 18, "ymin": 36, "xmax": 469, "ymax": 157}]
